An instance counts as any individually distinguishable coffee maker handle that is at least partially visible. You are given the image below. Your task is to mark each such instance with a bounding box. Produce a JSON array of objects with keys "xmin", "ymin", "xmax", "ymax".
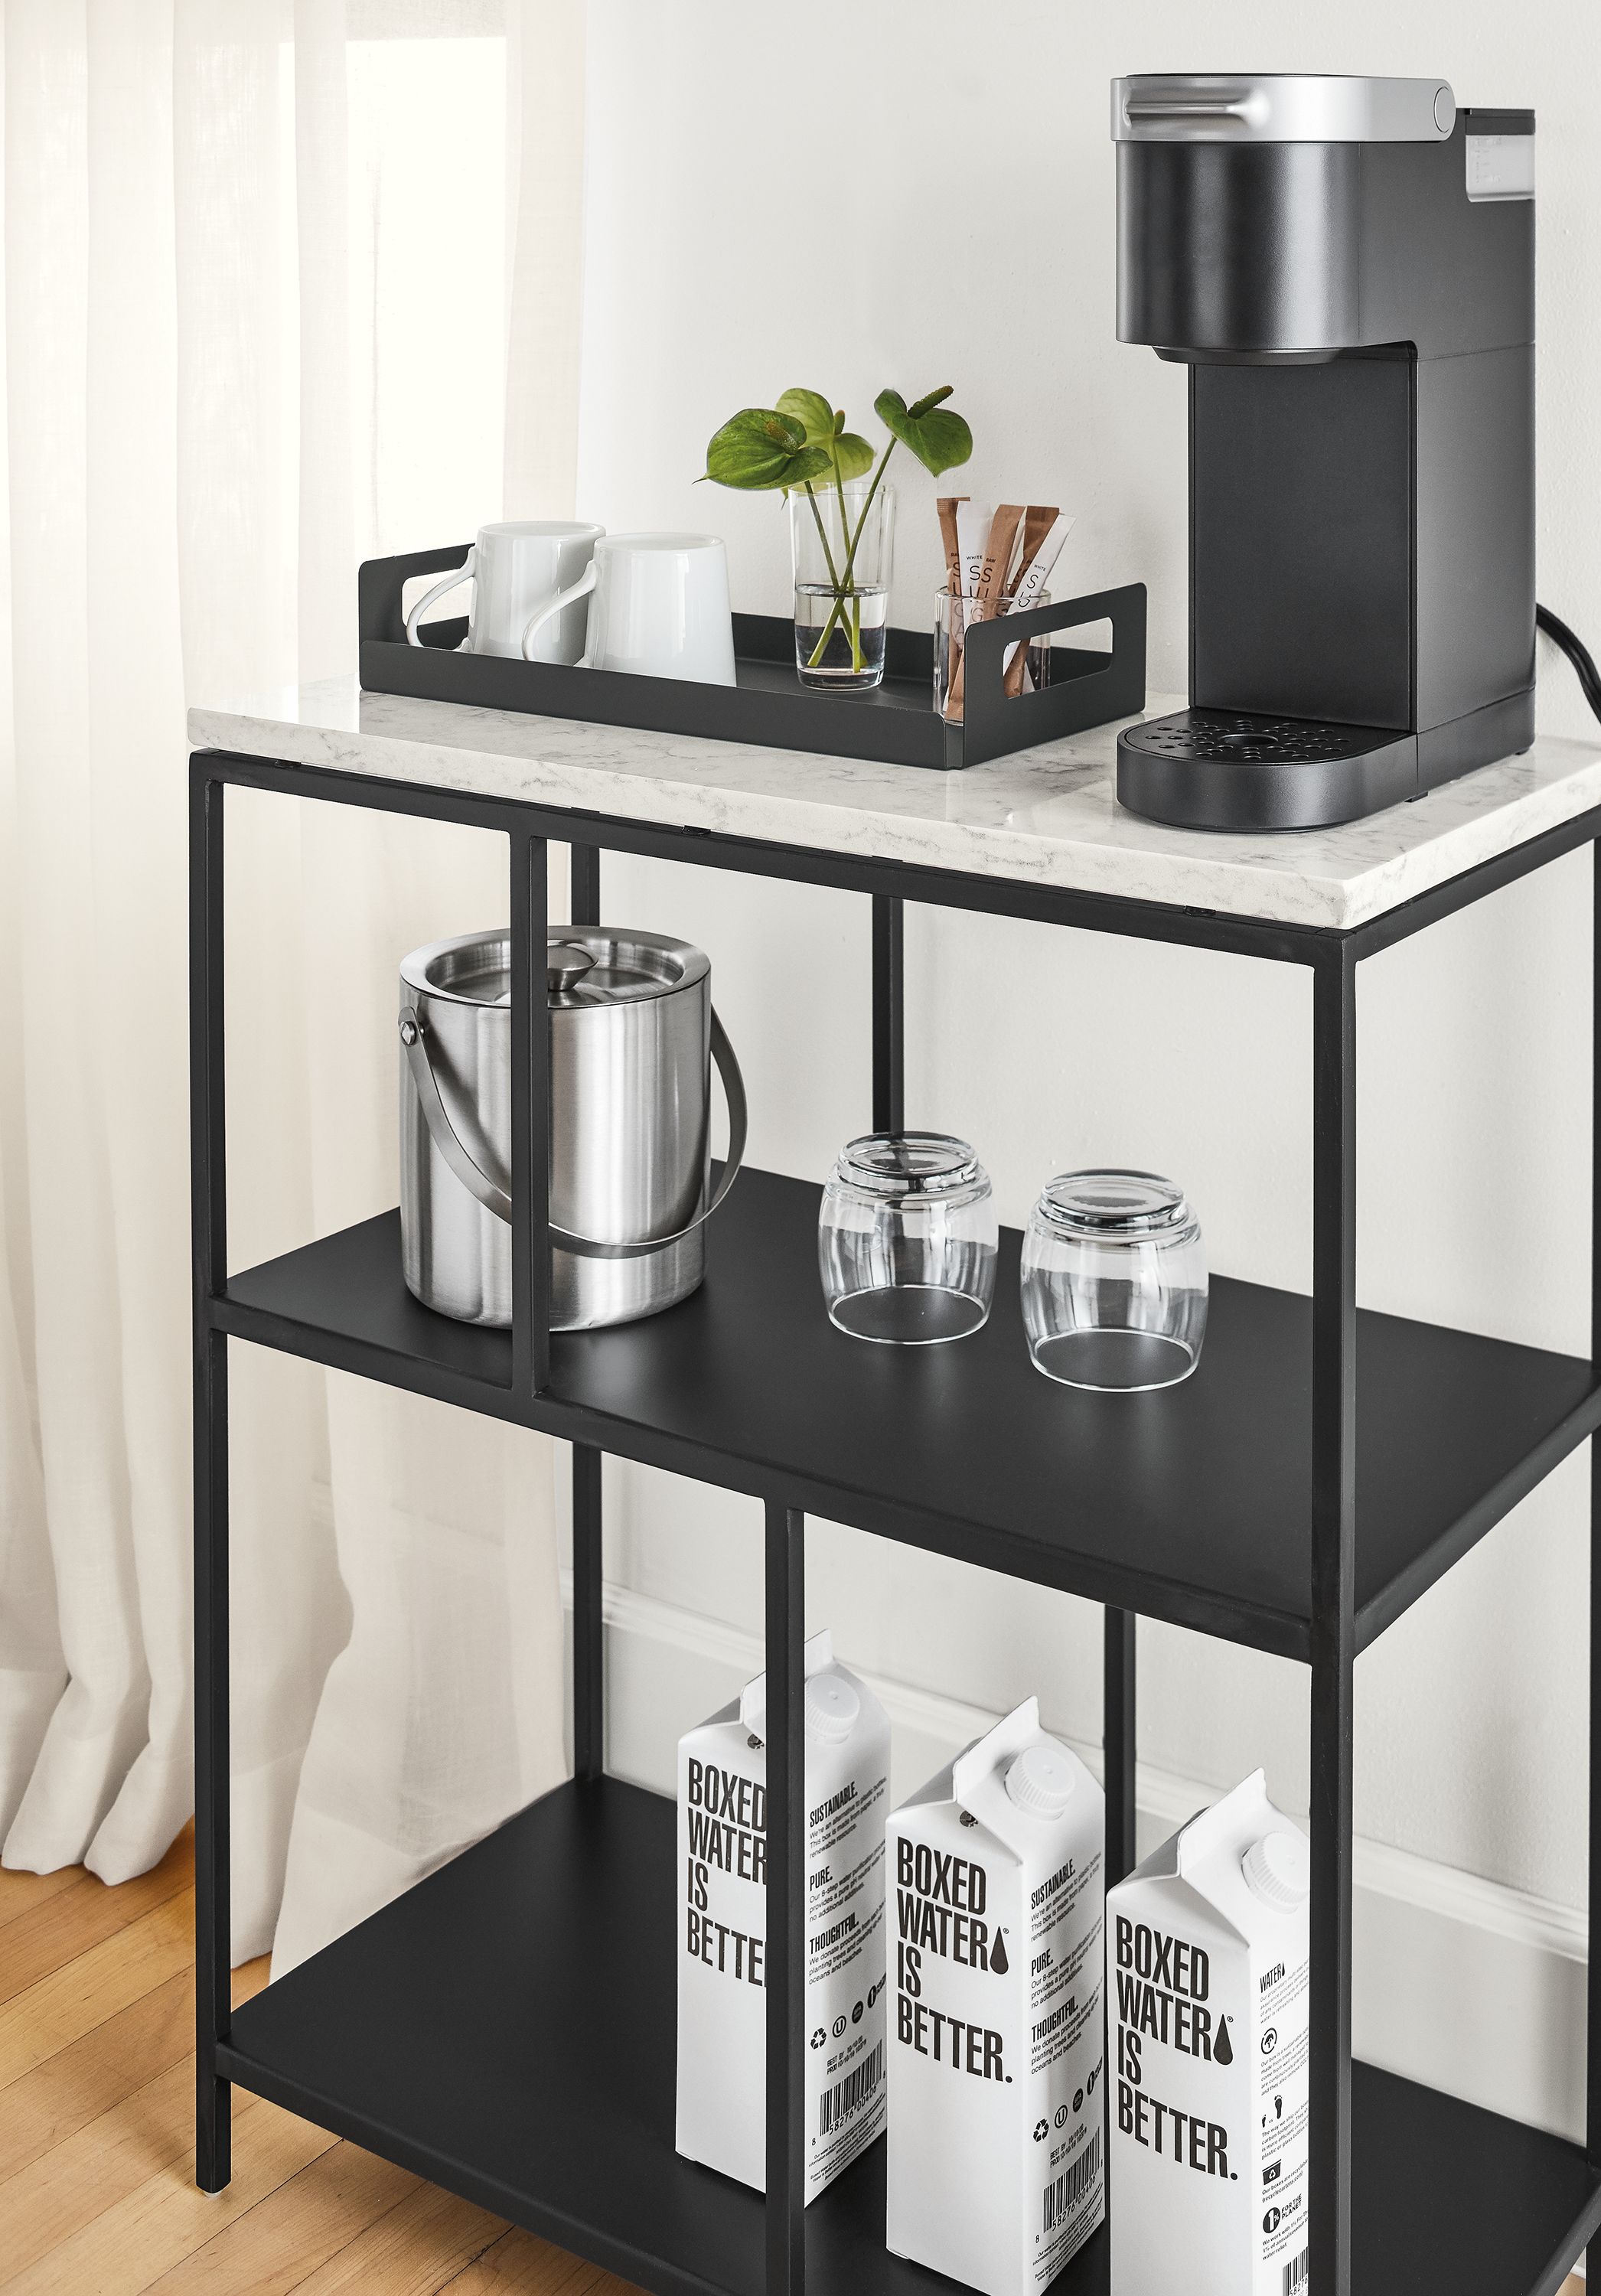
[
  {"xmin": 404, "ymin": 549, "xmax": 475, "ymax": 647},
  {"xmin": 398, "ymin": 1004, "xmax": 748, "ymax": 1261}
]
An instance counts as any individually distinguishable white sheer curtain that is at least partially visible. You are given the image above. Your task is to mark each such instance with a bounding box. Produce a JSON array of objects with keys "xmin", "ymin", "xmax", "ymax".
[{"xmin": 0, "ymin": 0, "xmax": 585, "ymax": 1971}]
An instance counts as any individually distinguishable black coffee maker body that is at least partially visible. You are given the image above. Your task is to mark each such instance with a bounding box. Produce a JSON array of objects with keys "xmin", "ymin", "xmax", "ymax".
[{"xmin": 1112, "ymin": 74, "xmax": 1535, "ymax": 832}]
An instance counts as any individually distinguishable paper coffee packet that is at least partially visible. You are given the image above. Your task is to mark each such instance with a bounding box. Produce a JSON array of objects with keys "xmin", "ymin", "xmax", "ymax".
[
  {"xmin": 1107, "ymin": 1770, "xmax": 1311, "ymax": 2296},
  {"xmin": 675, "ymin": 1629, "xmax": 890, "ymax": 2201},
  {"xmin": 886, "ymin": 1699, "xmax": 1106, "ymax": 2296}
]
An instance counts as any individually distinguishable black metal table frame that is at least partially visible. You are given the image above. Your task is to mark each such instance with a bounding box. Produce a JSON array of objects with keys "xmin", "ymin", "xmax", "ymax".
[{"xmin": 189, "ymin": 742, "xmax": 1601, "ymax": 2296}]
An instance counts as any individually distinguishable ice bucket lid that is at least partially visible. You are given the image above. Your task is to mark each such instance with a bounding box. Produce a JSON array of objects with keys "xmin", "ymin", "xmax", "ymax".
[
  {"xmin": 1110, "ymin": 73, "xmax": 1456, "ymax": 145},
  {"xmin": 399, "ymin": 926, "xmax": 709, "ymax": 1010}
]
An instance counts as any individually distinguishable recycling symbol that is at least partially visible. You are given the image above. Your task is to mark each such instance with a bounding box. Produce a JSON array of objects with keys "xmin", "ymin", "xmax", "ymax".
[
  {"xmin": 1033, "ymin": 2119, "xmax": 1050, "ymax": 2142},
  {"xmin": 810, "ymin": 2027, "xmax": 827, "ymax": 2050}
]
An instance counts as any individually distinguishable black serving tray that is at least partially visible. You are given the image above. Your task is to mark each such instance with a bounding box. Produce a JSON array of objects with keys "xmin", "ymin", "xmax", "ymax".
[{"xmin": 358, "ymin": 544, "xmax": 1146, "ymax": 772}]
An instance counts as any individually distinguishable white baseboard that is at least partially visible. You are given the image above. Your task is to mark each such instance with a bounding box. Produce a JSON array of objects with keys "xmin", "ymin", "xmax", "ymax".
[{"xmin": 564, "ymin": 1572, "xmax": 1590, "ymax": 2147}]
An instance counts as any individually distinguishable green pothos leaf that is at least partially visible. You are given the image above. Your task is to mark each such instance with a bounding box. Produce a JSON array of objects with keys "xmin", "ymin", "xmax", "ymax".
[
  {"xmin": 774, "ymin": 386, "xmax": 834, "ymax": 445},
  {"xmin": 874, "ymin": 386, "xmax": 973, "ymax": 478},
  {"xmin": 776, "ymin": 388, "xmax": 875, "ymax": 485},
  {"xmin": 702, "ymin": 407, "xmax": 833, "ymax": 491}
]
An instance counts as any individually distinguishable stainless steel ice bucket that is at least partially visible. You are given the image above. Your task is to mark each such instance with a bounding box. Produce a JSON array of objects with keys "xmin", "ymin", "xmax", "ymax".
[{"xmin": 397, "ymin": 927, "xmax": 746, "ymax": 1331}]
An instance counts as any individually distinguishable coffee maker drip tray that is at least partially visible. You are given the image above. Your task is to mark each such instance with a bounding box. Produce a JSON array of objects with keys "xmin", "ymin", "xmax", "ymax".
[{"xmin": 1117, "ymin": 708, "xmax": 1417, "ymax": 833}]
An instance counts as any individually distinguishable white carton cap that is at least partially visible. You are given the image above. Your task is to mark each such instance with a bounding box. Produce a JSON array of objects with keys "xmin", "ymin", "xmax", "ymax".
[
  {"xmin": 1003, "ymin": 1737, "xmax": 1078, "ymax": 1820},
  {"xmin": 744, "ymin": 1668, "xmax": 861, "ymax": 1746},
  {"xmin": 1242, "ymin": 1828, "xmax": 1311, "ymax": 1911},
  {"xmin": 804, "ymin": 1671, "xmax": 861, "ymax": 1745}
]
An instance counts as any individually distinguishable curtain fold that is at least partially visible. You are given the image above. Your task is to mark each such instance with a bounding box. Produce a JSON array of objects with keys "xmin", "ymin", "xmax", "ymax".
[{"xmin": 0, "ymin": 0, "xmax": 583, "ymax": 1971}]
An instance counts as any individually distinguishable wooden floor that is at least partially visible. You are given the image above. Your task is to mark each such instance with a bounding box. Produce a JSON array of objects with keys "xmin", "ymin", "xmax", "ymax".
[
  {"xmin": 0, "ymin": 1828, "xmax": 1586, "ymax": 2293},
  {"xmin": 0, "ymin": 1825, "xmax": 636, "ymax": 2294}
]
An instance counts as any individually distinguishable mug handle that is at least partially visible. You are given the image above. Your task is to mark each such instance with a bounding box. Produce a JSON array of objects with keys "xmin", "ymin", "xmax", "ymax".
[
  {"xmin": 405, "ymin": 549, "xmax": 475, "ymax": 647},
  {"xmin": 522, "ymin": 559, "xmax": 598, "ymax": 661}
]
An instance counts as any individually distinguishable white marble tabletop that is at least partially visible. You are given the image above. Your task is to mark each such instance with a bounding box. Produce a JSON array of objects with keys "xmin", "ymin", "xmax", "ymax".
[{"xmin": 188, "ymin": 676, "xmax": 1601, "ymax": 931}]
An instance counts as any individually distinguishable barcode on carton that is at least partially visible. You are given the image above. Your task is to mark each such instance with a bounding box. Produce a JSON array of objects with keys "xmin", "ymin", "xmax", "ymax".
[
  {"xmin": 1042, "ymin": 2132, "xmax": 1102, "ymax": 2232},
  {"xmin": 1282, "ymin": 2252, "xmax": 1309, "ymax": 2294},
  {"xmin": 819, "ymin": 2041, "xmax": 884, "ymax": 2137}
]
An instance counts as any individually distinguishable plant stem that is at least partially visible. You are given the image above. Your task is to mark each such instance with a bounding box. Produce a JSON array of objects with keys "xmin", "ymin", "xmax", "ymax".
[
  {"xmin": 830, "ymin": 433, "xmax": 863, "ymax": 673},
  {"xmin": 805, "ymin": 440, "xmax": 896, "ymax": 671},
  {"xmin": 839, "ymin": 439, "xmax": 894, "ymax": 587},
  {"xmin": 803, "ymin": 483, "xmax": 843, "ymax": 592}
]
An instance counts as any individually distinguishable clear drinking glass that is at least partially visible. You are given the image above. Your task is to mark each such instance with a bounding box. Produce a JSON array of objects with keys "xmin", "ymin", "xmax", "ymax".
[
  {"xmin": 819, "ymin": 1133, "xmax": 997, "ymax": 1343},
  {"xmin": 789, "ymin": 481, "xmax": 897, "ymax": 691},
  {"xmin": 934, "ymin": 586, "xmax": 1053, "ymax": 721},
  {"xmin": 1021, "ymin": 1170, "xmax": 1208, "ymax": 1391}
]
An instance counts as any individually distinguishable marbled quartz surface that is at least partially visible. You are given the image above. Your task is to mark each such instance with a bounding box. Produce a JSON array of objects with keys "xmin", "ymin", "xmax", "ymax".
[{"xmin": 188, "ymin": 677, "xmax": 1601, "ymax": 931}]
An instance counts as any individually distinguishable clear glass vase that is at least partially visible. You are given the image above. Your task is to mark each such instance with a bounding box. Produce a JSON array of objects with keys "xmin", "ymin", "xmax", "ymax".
[{"xmin": 788, "ymin": 481, "xmax": 896, "ymax": 692}]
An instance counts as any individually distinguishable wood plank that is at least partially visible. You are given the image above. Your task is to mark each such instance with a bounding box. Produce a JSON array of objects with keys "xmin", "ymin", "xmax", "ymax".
[
  {"xmin": 441, "ymin": 2230, "xmax": 618, "ymax": 2295},
  {"xmin": 0, "ymin": 1883, "xmax": 195, "ymax": 2087},
  {"xmin": 139, "ymin": 2138, "xmax": 420, "ymax": 2294},
  {"xmin": 0, "ymin": 1957, "xmax": 266, "ymax": 2187},
  {"xmin": 0, "ymin": 1825, "xmax": 193, "ymax": 2007},
  {"xmin": 285, "ymin": 2179, "xmax": 504, "ymax": 2295},
  {"xmin": 2, "ymin": 2091, "xmax": 335, "ymax": 2296},
  {"xmin": 0, "ymin": 2057, "xmax": 263, "ymax": 2281},
  {"xmin": 0, "ymin": 1861, "xmax": 83, "ymax": 1931},
  {"xmin": 0, "ymin": 1971, "xmax": 191, "ymax": 2181}
]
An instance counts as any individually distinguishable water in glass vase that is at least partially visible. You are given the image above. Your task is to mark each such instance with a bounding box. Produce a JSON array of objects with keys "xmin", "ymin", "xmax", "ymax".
[
  {"xmin": 788, "ymin": 480, "xmax": 896, "ymax": 693},
  {"xmin": 794, "ymin": 583, "xmax": 889, "ymax": 689}
]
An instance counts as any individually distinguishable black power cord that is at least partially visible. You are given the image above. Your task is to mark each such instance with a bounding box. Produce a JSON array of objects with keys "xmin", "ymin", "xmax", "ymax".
[{"xmin": 1537, "ymin": 602, "xmax": 1601, "ymax": 726}]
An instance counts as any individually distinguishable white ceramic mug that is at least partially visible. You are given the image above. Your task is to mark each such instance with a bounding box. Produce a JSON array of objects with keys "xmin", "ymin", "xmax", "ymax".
[
  {"xmin": 404, "ymin": 520, "xmax": 605, "ymax": 663},
  {"xmin": 523, "ymin": 532, "xmax": 737, "ymax": 687}
]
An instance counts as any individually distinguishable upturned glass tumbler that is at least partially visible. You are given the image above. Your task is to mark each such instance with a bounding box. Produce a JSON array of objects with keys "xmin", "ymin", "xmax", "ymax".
[
  {"xmin": 820, "ymin": 1133, "xmax": 997, "ymax": 1343},
  {"xmin": 1021, "ymin": 1169, "xmax": 1207, "ymax": 1391}
]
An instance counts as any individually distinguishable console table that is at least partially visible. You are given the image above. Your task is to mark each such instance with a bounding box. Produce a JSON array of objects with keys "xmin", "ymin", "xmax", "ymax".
[{"xmin": 189, "ymin": 677, "xmax": 1601, "ymax": 2296}]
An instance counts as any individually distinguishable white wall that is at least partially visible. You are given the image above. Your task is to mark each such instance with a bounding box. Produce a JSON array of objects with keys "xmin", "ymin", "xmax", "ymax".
[{"xmin": 566, "ymin": 1, "xmax": 1601, "ymax": 2129}]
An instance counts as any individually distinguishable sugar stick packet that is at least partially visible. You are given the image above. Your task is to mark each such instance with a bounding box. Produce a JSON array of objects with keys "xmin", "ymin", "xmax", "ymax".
[
  {"xmin": 1006, "ymin": 507, "xmax": 1061, "ymax": 605},
  {"xmin": 1002, "ymin": 511, "xmax": 1075, "ymax": 696},
  {"xmin": 945, "ymin": 500, "xmax": 995, "ymax": 722},
  {"xmin": 937, "ymin": 497, "xmax": 967, "ymax": 600},
  {"xmin": 950, "ymin": 504, "xmax": 1025, "ymax": 716},
  {"xmin": 1006, "ymin": 510, "xmax": 1073, "ymax": 616},
  {"xmin": 954, "ymin": 501, "xmax": 995, "ymax": 600},
  {"xmin": 974, "ymin": 503, "xmax": 1025, "ymax": 610}
]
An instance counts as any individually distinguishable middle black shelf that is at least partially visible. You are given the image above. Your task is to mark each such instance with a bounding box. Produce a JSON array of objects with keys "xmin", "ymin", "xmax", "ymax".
[{"xmin": 218, "ymin": 1164, "xmax": 1601, "ymax": 1661}]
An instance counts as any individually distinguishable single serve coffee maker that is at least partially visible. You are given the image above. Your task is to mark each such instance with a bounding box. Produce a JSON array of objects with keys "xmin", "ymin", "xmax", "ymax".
[{"xmin": 1111, "ymin": 74, "xmax": 1535, "ymax": 831}]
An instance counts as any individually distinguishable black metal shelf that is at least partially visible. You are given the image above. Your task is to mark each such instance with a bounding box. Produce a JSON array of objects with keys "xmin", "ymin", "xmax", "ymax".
[
  {"xmin": 220, "ymin": 1777, "xmax": 1601, "ymax": 2296},
  {"xmin": 218, "ymin": 1166, "xmax": 1601, "ymax": 1663},
  {"xmin": 191, "ymin": 741, "xmax": 1601, "ymax": 2293}
]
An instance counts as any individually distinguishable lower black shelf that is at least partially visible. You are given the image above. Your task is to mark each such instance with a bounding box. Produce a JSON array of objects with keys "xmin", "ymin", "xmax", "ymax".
[{"xmin": 220, "ymin": 1779, "xmax": 1600, "ymax": 2296}]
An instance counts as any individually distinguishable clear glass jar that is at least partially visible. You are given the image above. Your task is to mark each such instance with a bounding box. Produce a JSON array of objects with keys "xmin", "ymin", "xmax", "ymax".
[
  {"xmin": 934, "ymin": 585, "xmax": 1053, "ymax": 722},
  {"xmin": 789, "ymin": 481, "xmax": 896, "ymax": 691},
  {"xmin": 819, "ymin": 1133, "xmax": 997, "ymax": 1344},
  {"xmin": 1021, "ymin": 1170, "xmax": 1207, "ymax": 1391}
]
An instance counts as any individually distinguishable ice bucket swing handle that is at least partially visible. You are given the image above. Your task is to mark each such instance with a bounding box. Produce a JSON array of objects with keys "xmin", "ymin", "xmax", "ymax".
[{"xmin": 396, "ymin": 1003, "xmax": 748, "ymax": 1261}]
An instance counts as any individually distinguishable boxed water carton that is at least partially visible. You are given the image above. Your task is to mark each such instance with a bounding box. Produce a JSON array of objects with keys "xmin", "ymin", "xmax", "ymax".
[
  {"xmin": 885, "ymin": 1699, "xmax": 1106, "ymax": 2296},
  {"xmin": 1107, "ymin": 1770, "xmax": 1311, "ymax": 2296},
  {"xmin": 675, "ymin": 1629, "xmax": 890, "ymax": 2200}
]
